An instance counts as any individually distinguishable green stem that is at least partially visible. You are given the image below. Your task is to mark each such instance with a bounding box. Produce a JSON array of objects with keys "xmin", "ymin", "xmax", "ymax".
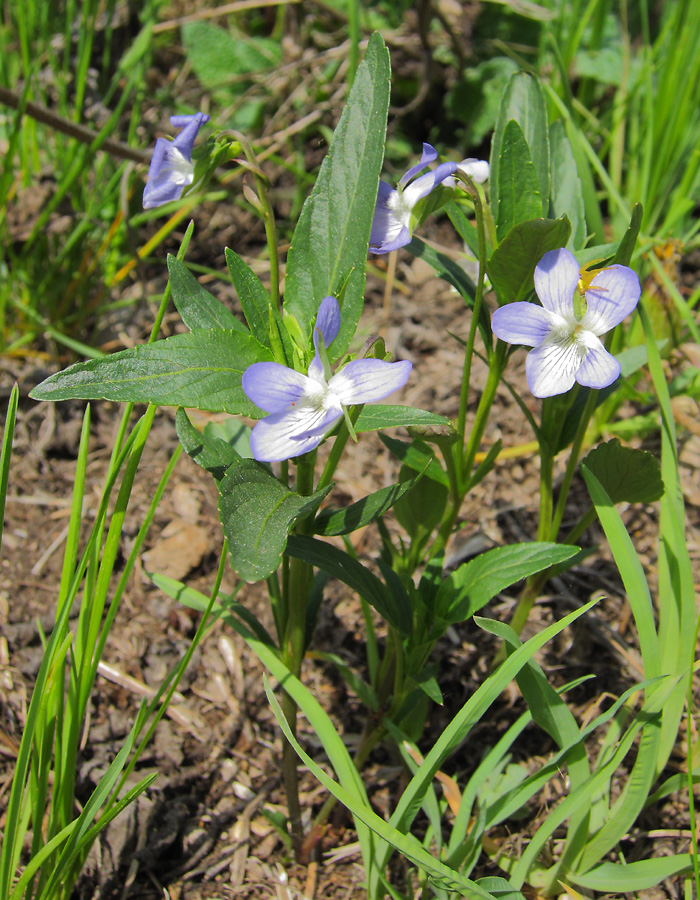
[
  {"xmin": 462, "ymin": 342, "xmax": 507, "ymax": 480},
  {"xmin": 281, "ymin": 454, "xmax": 316, "ymax": 854},
  {"xmin": 562, "ymin": 505, "xmax": 596, "ymax": 546},
  {"xmin": 227, "ymin": 130, "xmax": 280, "ymax": 308},
  {"xmin": 507, "ymin": 431, "xmax": 555, "ymax": 638},
  {"xmin": 317, "ymin": 405, "xmax": 363, "ymax": 492},
  {"xmin": 457, "ymin": 177, "xmax": 489, "ymax": 441},
  {"xmin": 549, "ymin": 389, "xmax": 598, "ymax": 540}
]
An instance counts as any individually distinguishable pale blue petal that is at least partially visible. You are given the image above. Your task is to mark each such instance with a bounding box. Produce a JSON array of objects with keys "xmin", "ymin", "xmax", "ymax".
[
  {"xmin": 401, "ymin": 161, "xmax": 458, "ymax": 209},
  {"xmin": 241, "ymin": 362, "xmax": 310, "ymax": 413},
  {"xmin": 307, "ymin": 353, "xmax": 325, "ymax": 383},
  {"xmin": 526, "ymin": 335, "xmax": 585, "ymax": 398},
  {"xmin": 369, "ymin": 224, "xmax": 411, "ymax": 255},
  {"xmin": 171, "ymin": 111, "xmax": 210, "ymax": 159},
  {"xmin": 370, "ymin": 182, "xmax": 405, "ymax": 252},
  {"xmin": 170, "ymin": 113, "xmax": 210, "ymax": 128},
  {"xmin": 582, "ymin": 264, "xmax": 641, "ymax": 335},
  {"xmin": 399, "ymin": 143, "xmax": 438, "ymax": 189},
  {"xmin": 491, "ymin": 303, "xmax": 558, "ymax": 347},
  {"xmin": 143, "ymin": 139, "xmax": 194, "ymax": 208},
  {"xmin": 534, "ymin": 248, "xmax": 580, "ymax": 318},
  {"xmin": 249, "ymin": 403, "xmax": 342, "ymax": 462},
  {"xmin": 575, "ymin": 333, "xmax": 621, "ymax": 389},
  {"xmin": 329, "ymin": 359, "xmax": 412, "ymax": 405},
  {"xmin": 315, "ymin": 296, "xmax": 341, "ymax": 347}
]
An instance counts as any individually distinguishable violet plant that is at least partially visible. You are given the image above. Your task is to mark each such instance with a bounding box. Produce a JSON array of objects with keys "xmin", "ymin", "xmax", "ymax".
[{"xmin": 23, "ymin": 33, "xmax": 699, "ymax": 899}]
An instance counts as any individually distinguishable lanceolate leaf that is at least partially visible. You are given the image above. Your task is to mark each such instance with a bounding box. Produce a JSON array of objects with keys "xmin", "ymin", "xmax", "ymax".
[
  {"xmin": 490, "ymin": 72, "xmax": 550, "ymax": 221},
  {"xmin": 286, "ymin": 535, "xmax": 412, "ymax": 636},
  {"xmin": 406, "ymin": 237, "xmax": 477, "ymax": 306},
  {"xmin": 225, "ymin": 247, "xmax": 291, "ymax": 361},
  {"xmin": 488, "ymin": 217, "xmax": 571, "ymax": 304},
  {"xmin": 167, "ymin": 255, "xmax": 246, "ymax": 333},
  {"xmin": 610, "ymin": 202, "xmax": 643, "ymax": 267},
  {"xmin": 570, "ymin": 856, "xmax": 693, "ymax": 892},
  {"xmin": 219, "ymin": 460, "xmax": 332, "ymax": 582},
  {"xmin": 436, "ymin": 542, "xmax": 579, "ymax": 623},
  {"xmin": 30, "ymin": 330, "xmax": 273, "ymax": 416},
  {"xmin": 354, "ymin": 405, "xmax": 450, "ymax": 432},
  {"xmin": 284, "ymin": 32, "xmax": 391, "ymax": 355},
  {"xmin": 314, "ymin": 473, "xmax": 423, "ymax": 536},
  {"xmin": 496, "ymin": 120, "xmax": 542, "ymax": 241},
  {"xmin": 549, "ymin": 121, "xmax": 586, "ymax": 250},
  {"xmin": 379, "ymin": 434, "xmax": 450, "ymax": 486}
]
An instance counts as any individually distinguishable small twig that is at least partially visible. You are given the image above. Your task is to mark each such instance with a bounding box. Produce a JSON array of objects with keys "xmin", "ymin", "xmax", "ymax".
[
  {"xmin": 0, "ymin": 86, "xmax": 149, "ymax": 164},
  {"xmin": 30, "ymin": 524, "xmax": 70, "ymax": 576},
  {"xmin": 152, "ymin": 0, "xmax": 300, "ymax": 33},
  {"xmin": 96, "ymin": 661, "xmax": 186, "ymax": 705}
]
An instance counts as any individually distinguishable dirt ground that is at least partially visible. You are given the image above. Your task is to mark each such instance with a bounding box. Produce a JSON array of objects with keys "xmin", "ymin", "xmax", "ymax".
[{"xmin": 4, "ymin": 220, "xmax": 700, "ymax": 899}]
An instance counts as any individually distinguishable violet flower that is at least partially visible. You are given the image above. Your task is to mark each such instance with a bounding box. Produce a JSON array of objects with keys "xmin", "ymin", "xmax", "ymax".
[
  {"xmin": 491, "ymin": 247, "xmax": 641, "ymax": 398},
  {"xmin": 369, "ymin": 143, "xmax": 457, "ymax": 255},
  {"xmin": 242, "ymin": 297, "xmax": 412, "ymax": 462},
  {"xmin": 143, "ymin": 112, "xmax": 210, "ymax": 209}
]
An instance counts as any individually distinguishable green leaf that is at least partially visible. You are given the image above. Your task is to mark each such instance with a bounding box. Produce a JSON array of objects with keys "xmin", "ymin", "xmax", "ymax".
[
  {"xmin": 314, "ymin": 474, "xmax": 423, "ymax": 536},
  {"xmin": 582, "ymin": 439, "xmax": 664, "ymax": 504},
  {"xmin": 182, "ymin": 22, "xmax": 282, "ymax": 90},
  {"xmin": 411, "ymin": 666, "xmax": 444, "ymax": 705},
  {"xmin": 610, "ymin": 202, "xmax": 643, "ymax": 267},
  {"xmin": 445, "ymin": 56, "xmax": 520, "ymax": 146},
  {"xmin": 225, "ymin": 247, "xmax": 291, "ymax": 360},
  {"xmin": 487, "ymin": 216, "xmax": 571, "ymax": 303},
  {"xmin": 435, "ymin": 542, "xmax": 579, "ymax": 623},
  {"xmin": 379, "ymin": 434, "xmax": 450, "ymax": 486},
  {"xmin": 490, "ymin": 72, "xmax": 549, "ymax": 222},
  {"xmin": 580, "ymin": 465, "xmax": 659, "ymax": 673},
  {"xmin": 570, "ymin": 856, "xmax": 693, "ymax": 892},
  {"xmin": 0, "ymin": 384, "xmax": 19, "ymax": 557},
  {"xmin": 218, "ymin": 460, "xmax": 332, "ymax": 582},
  {"xmin": 167, "ymin": 255, "xmax": 246, "ymax": 333},
  {"xmin": 394, "ymin": 456, "xmax": 448, "ymax": 540},
  {"xmin": 549, "ymin": 121, "xmax": 586, "ymax": 250},
  {"xmin": 445, "ymin": 200, "xmax": 481, "ymax": 257},
  {"xmin": 29, "ymin": 330, "xmax": 273, "ymax": 416},
  {"xmin": 204, "ymin": 416, "xmax": 253, "ymax": 458},
  {"xmin": 263, "ymin": 677, "xmax": 498, "ymax": 899},
  {"xmin": 286, "ymin": 535, "xmax": 412, "ymax": 636},
  {"xmin": 284, "ymin": 32, "xmax": 391, "ymax": 355},
  {"xmin": 312, "ymin": 650, "xmax": 378, "ymax": 710},
  {"xmin": 496, "ymin": 120, "xmax": 542, "ymax": 241},
  {"xmin": 406, "ymin": 237, "xmax": 477, "ymax": 306},
  {"xmin": 476, "ymin": 877, "xmax": 526, "ymax": 899},
  {"xmin": 354, "ymin": 405, "xmax": 450, "ymax": 433},
  {"xmin": 175, "ymin": 407, "xmax": 241, "ymax": 482},
  {"xmin": 373, "ymin": 600, "xmax": 598, "ymax": 884},
  {"xmin": 152, "ymin": 571, "xmax": 276, "ymax": 647}
]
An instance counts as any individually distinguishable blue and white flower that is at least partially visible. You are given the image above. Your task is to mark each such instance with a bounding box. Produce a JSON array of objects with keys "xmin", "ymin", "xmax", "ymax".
[
  {"xmin": 369, "ymin": 143, "xmax": 457, "ymax": 255},
  {"xmin": 143, "ymin": 112, "xmax": 210, "ymax": 209},
  {"xmin": 242, "ymin": 297, "xmax": 412, "ymax": 462},
  {"xmin": 491, "ymin": 247, "xmax": 641, "ymax": 398}
]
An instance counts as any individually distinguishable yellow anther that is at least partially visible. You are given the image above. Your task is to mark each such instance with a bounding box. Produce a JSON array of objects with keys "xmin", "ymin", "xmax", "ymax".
[{"xmin": 578, "ymin": 260, "xmax": 609, "ymax": 295}]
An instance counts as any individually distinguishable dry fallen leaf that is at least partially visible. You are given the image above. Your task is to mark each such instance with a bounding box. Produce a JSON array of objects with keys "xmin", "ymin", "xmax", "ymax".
[{"xmin": 142, "ymin": 518, "xmax": 210, "ymax": 580}]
